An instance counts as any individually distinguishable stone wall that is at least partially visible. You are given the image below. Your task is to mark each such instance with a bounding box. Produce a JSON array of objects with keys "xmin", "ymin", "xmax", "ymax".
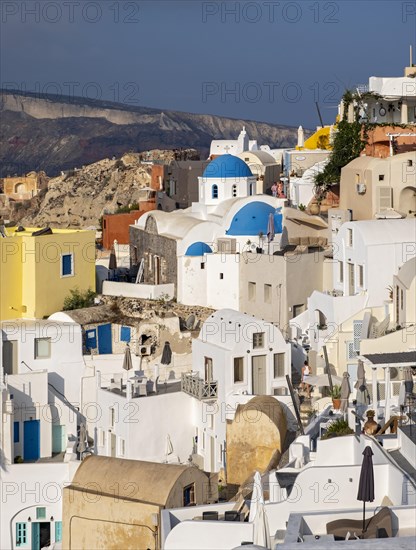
[{"xmin": 129, "ymin": 224, "xmax": 178, "ymax": 293}]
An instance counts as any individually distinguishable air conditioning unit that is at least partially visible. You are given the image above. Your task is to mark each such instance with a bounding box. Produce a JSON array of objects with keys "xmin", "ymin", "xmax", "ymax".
[
  {"xmin": 356, "ymin": 183, "xmax": 367, "ymax": 194},
  {"xmin": 139, "ymin": 345, "xmax": 152, "ymax": 356},
  {"xmin": 390, "ymin": 367, "xmax": 404, "ymax": 381},
  {"xmin": 217, "ymin": 237, "xmax": 237, "ymax": 254}
]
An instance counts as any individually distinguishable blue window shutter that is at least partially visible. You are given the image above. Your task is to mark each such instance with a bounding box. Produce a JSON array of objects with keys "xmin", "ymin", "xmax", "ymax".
[
  {"xmin": 120, "ymin": 326, "xmax": 131, "ymax": 342},
  {"xmin": 62, "ymin": 254, "xmax": 72, "ymax": 276},
  {"xmin": 86, "ymin": 329, "xmax": 97, "ymax": 349},
  {"xmin": 14, "ymin": 421, "xmax": 19, "ymax": 443},
  {"xmin": 16, "ymin": 522, "xmax": 27, "ymax": 545},
  {"xmin": 55, "ymin": 521, "xmax": 62, "ymax": 542}
]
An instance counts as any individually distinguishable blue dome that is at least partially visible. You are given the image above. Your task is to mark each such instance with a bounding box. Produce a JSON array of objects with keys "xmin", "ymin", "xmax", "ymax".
[
  {"xmin": 226, "ymin": 203, "xmax": 283, "ymax": 236},
  {"xmin": 203, "ymin": 154, "xmax": 253, "ymax": 180},
  {"xmin": 185, "ymin": 242, "xmax": 213, "ymax": 256}
]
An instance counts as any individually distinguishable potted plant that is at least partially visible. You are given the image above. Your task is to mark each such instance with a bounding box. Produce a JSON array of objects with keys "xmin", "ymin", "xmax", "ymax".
[
  {"xmin": 321, "ymin": 418, "xmax": 354, "ymax": 439},
  {"xmin": 330, "ymin": 385, "xmax": 342, "ymax": 409}
]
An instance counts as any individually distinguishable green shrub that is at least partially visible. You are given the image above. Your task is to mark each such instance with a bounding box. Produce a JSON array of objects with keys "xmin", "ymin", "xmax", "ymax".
[
  {"xmin": 63, "ymin": 287, "xmax": 96, "ymax": 311},
  {"xmin": 330, "ymin": 385, "xmax": 341, "ymax": 399},
  {"xmin": 322, "ymin": 418, "xmax": 353, "ymax": 439}
]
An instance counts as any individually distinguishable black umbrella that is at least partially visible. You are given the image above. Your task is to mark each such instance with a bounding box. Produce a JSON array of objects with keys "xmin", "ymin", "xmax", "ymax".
[
  {"xmin": 357, "ymin": 446, "xmax": 375, "ymax": 533},
  {"xmin": 161, "ymin": 341, "xmax": 172, "ymax": 365}
]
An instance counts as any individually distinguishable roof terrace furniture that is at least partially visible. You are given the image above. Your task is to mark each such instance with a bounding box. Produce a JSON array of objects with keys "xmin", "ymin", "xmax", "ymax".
[
  {"xmin": 202, "ymin": 511, "xmax": 219, "ymax": 521},
  {"xmin": 224, "ymin": 511, "xmax": 242, "ymax": 521},
  {"xmin": 181, "ymin": 372, "xmax": 218, "ymax": 400},
  {"xmin": 326, "ymin": 506, "xmax": 393, "ymax": 540}
]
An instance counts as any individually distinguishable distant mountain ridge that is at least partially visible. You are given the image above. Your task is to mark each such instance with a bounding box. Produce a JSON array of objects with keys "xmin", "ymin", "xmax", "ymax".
[{"xmin": 0, "ymin": 89, "xmax": 306, "ymax": 177}]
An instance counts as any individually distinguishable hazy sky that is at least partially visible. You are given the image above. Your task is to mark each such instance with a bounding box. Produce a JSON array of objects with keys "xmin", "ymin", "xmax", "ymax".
[{"xmin": 1, "ymin": 0, "xmax": 415, "ymax": 128}]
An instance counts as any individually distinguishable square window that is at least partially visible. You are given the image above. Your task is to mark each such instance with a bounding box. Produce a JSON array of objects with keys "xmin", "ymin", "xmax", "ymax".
[
  {"xmin": 264, "ymin": 284, "xmax": 272, "ymax": 304},
  {"xmin": 36, "ymin": 507, "xmax": 46, "ymax": 519},
  {"xmin": 219, "ymin": 273, "xmax": 224, "ymax": 279},
  {"xmin": 253, "ymin": 332, "xmax": 264, "ymax": 349},
  {"xmin": 248, "ymin": 282, "xmax": 256, "ymax": 301},
  {"xmin": 379, "ymin": 174, "xmax": 385, "ymax": 181},
  {"xmin": 61, "ymin": 253, "xmax": 74, "ymax": 277},
  {"xmin": 234, "ymin": 357, "xmax": 244, "ymax": 383},
  {"xmin": 35, "ymin": 338, "xmax": 51, "ymax": 359},
  {"xmin": 273, "ymin": 353, "xmax": 285, "ymax": 378}
]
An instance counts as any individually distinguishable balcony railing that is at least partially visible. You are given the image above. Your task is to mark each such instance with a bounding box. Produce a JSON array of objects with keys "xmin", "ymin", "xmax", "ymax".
[{"xmin": 181, "ymin": 373, "xmax": 218, "ymax": 401}]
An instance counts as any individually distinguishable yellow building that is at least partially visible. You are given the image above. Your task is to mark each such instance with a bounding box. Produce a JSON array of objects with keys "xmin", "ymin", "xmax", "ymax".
[{"xmin": 0, "ymin": 227, "xmax": 96, "ymax": 320}]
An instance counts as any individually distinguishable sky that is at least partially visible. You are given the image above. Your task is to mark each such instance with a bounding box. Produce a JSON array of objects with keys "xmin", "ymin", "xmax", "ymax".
[{"xmin": 1, "ymin": 0, "xmax": 415, "ymax": 129}]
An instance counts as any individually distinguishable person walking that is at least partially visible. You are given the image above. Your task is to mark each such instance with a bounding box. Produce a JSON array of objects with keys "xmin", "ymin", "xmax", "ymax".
[{"xmin": 301, "ymin": 360, "xmax": 312, "ymax": 397}]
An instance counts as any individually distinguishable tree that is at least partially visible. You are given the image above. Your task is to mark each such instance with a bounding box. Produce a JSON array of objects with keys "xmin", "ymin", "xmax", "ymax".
[{"xmin": 63, "ymin": 287, "xmax": 96, "ymax": 310}]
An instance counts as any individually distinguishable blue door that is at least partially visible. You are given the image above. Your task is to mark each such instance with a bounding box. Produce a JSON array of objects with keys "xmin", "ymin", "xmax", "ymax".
[
  {"xmin": 98, "ymin": 324, "xmax": 112, "ymax": 354},
  {"xmin": 32, "ymin": 522, "xmax": 40, "ymax": 550},
  {"xmin": 23, "ymin": 420, "xmax": 40, "ymax": 461}
]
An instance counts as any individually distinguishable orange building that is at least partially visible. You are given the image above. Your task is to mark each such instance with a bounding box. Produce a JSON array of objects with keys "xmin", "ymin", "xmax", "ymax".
[
  {"xmin": 363, "ymin": 125, "xmax": 416, "ymax": 158},
  {"xmin": 102, "ymin": 200, "xmax": 156, "ymax": 250},
  {"xmin": 1, "ymin": 171, "xmax": 48, "ymax": 200}
]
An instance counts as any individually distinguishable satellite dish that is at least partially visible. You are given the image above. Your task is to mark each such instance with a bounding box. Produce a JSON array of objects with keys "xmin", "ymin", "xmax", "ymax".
[{"xmin": 185, "ymin": 314, "xmax": 196, "ymax": 330}]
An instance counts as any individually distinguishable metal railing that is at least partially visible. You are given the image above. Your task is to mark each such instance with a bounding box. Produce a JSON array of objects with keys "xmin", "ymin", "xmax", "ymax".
[{"xmin": 181, "ymin": 373, "xmax": 218, "ymax": 400}]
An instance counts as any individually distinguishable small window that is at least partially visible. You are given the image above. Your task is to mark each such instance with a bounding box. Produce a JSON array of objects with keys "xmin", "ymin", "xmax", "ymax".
[
  {"xmin": 339, "ymin": 261, "xmax": 344, "ymax": 283},
  {"xmin": 219, "ymin": 273, "xmax": 224, "ymax": 279},
  {"xmin": 212, "ymin": 184, "xmax": 218, "ymax": 199},
  {"xmin": 274, "ymin": 387, "xmax": 288, "ymax": 396},
  {"xmin": 35, "ymin": 337, "xmax": 51, "ymax": 359},
  {"xmin": 200, "ymin": 262, "xmax": 205, "ymax": 270},
  {"xmin": 183, "ymin": 483, "xmax": 195, "ymax": 506},
  {"xmin": 274, "ymin": 353, "xmax": 285, "ymax": 378},
  {"xmin": 120, "ymin": 326, "xmax": 131, "ymax": 342},
  {"xmin": 16, "ymin": 523, "xmax": 27, "ymax": 546},
  {"xmin": 103, "ymin": 219, "xmax": 107, "ymax": 229},
  {"xmin": 358, "ymin": 265, "xmax": 364, "ymax": 287},
  {"xmin": 207, "ymin": 414, "xmax": 214, "ymax": 429},
  {"xmin": 248, "ymin": 281, "xmax": 256, "ymax": 301},
  {"xmin": 110, "ymin": 407, "xmax": 115, "ymax": 428},
  {"xmin": 119, "ymin": 438, "xmax": 125, "ymax": 457},
  {"xmin": 36, "ymin": 507, "xmax": 46, "ymax": 519},
  {"xmin": 264, "ymin": 284, "xmax": 272, "ymax": 304},
  {"xmin": 234, "ymin": 357, "xmax": 244, "ymax": 382},
  {"xmin": 347, "ymin": 228, "xmax": 353, "ymax": 247},
  {"xmin": 401, "ymin": 289, "xmax": 404, "ymax": 310},
  {"xmin": 14, "ymin": 422, "xmax": 19, "ymax": 443},
  {"xmin": 232, "ymin": 184, "xmax": 237, "ymax": 197},
  {"xmin": 379, "ymin": 174, "xmax": 384, "ymax": 181},
  {"xmin": 253, "ymin": 332, "xmax": 264, "ymax": 349},
  {"xmin": 55, "ymin": 521, "xmax": 62, "ymax": 543},
  {"xmin": 355, "ymin": 173, "xmax": 360, "ymax": 184},
  {"xmin": 61, "ymin": 253, "xmax": 74, "ymax": 277},
  {"xmin": 204, "ymin": 357, "xmax": 213, "ymax": 382},
  {"xmin": 99, "ymin": 429, "xmax": 105, "ymax": 447}
]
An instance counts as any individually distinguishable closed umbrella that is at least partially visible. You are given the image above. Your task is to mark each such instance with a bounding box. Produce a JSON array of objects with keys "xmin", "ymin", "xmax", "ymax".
[
  {"xmin": 267, "ymin": 212, "xmax": 275, "ymax": 254},
  {"xmin": 355, "ymin": 360, "xmax": 370, "ymax": 417},
  {"xmin": 122, "ymin": 343, "xmax": 133, "ymax": 372},
  {"xmin": 297, "ymin": 125, "xmax": 305, "ymax": 148},
  {"xmin": 357, "ymin": 446, "xmax": 375, "ymax": 533},
  {"xmin": 77, "ymin": 423, "xmax": 87, "ymax": 455},
  {"xmin": 249, "ymin": 472, "xmax": 269, "ymax": 548},
  {"xmin": 161, "ymin": 341, "xmax": 172, "ymax": 365},
  {"xmin": 340, "ymin": 372, "xmax": 351, "ymax": 413}
]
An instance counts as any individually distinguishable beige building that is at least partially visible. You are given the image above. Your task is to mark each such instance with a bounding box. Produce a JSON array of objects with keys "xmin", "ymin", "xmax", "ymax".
[
  {"xmin": 236, "ymin": 150, "xmax": 281, "ymax": 194},
  {"xmin": 1, "ymin": 171, "xmax": 48, "ymax": 200},
  {"xmin": 226, "ymin": 395, "xmax": 287, "ymax": 489},
  {"xmin": 62, "ymin": 456, "xmax": 214, "ymax": 550},
  {"xmin": 339, "ymin": 152, "xmax": 416, "ymax": 220}
]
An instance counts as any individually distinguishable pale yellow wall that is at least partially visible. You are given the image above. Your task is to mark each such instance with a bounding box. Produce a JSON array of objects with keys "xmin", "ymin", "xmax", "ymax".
[
  {"xmin": 0, "ymin": 229, "xmax": 95, "ymax": 320},
  {"xmin": 340, "ymin": 152, "xmax": 416, "ymax": 220},
  {"xmin": 62, "ymin": 490, "xmax": 159, "ymax": 550},
  {"xmin": 0, "ymin": 237, "xmax": 23, "ymax": 320}
]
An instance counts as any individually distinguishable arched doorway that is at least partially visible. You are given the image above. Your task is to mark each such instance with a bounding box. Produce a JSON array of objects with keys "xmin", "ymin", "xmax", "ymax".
[{"xmin": 399, "ymin": 186, "xmax": 416, "ymax": 217}]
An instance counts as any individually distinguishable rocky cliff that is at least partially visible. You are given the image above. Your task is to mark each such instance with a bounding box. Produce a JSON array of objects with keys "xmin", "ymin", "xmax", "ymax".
[{"xmin": 0, "ymin": 90, "xmax": 302, "ymax": 177}]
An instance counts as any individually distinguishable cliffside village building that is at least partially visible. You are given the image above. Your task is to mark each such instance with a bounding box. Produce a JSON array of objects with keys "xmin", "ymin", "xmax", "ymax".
[{"xmin": 1, "ymin": 66, "xmax": 416, "ymax": 550}]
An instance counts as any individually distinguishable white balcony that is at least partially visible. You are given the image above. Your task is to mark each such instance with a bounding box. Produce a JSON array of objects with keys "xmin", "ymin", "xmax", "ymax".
[{"xmin": 181, "ymin": 373, "xmax": 218, "ymax": 401}]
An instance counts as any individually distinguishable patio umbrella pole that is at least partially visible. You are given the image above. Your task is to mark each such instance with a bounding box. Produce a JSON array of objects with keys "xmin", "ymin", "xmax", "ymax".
[{"xmin": 362, "ymin": 501, "xmax": 365, "ymax": 533}]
